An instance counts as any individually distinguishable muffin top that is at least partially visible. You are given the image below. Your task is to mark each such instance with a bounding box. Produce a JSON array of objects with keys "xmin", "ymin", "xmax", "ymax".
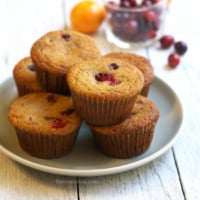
[
  {"xmin": 13, "ymin": 57, "xmax": 43, "ymax": 91},
  {"xmin": 67, "ymin": 57, "xmax": 144, "ymax": 99},
  {"xmin": 90, "ymin": 95, "xmax": 159, "ymax": 135},
  {"xmin": 30, "ymin": 29, "xmax": 101, "ymax": 75},
  {"xmin": 8, "ymin": 93, "xmax": 82, "ymax": 135},
  {"xmin": 104, "ymin": 52, "xmax": 154, "ymax": 87}
]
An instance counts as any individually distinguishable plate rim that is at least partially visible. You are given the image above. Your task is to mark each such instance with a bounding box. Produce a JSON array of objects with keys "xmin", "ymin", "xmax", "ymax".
[{"xmin": 0, "ymin": 76, "xmax": 184, "ymax": 177}]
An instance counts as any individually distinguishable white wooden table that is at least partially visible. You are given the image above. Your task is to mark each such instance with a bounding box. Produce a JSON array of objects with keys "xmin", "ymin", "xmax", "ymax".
[{"xmin": 0, "ymin": 0, "xmax": 199, "ymax": 199}]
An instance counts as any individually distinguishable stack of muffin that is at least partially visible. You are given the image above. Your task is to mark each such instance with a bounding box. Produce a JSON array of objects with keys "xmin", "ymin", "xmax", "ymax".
[{"xmin": 8, "ymin": 29, "xmax": 159, "ymax": 159}]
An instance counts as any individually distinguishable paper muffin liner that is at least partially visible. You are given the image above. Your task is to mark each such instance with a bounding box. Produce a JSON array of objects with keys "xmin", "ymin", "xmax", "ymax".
[
  {"xmin": 91, "ymin": 123, "xmax": 156, "ymax": 159},
  {"xmin": 140, "ymin": 84, "xmax": 151, "ymax": 97},
  {"xmin": 36, "ymin": 69, "xmax": 71, "ymax": 95},
  {"xmin": 71, "ymin": 91, "xmax": 138, "ymax": 126},
  {"xmin": 16, "ymin": 84, "xmax": 43, "ymax": 96},
  {"xmin": 15, "ymin": 127, "xmax": 80, "ymax": 159}
]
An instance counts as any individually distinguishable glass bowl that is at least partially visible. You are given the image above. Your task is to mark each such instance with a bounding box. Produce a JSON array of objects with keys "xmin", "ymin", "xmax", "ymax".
[{"xmin": 104, "ymin": 0, "xmax": 167, "ymax": 49}]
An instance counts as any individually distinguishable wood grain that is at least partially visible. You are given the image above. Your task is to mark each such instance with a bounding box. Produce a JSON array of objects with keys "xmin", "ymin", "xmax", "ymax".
[
  {"xmin": 78, "ymin": 152, "xmax": 184, "ymax": 200},
  {"xmin": 0, "ymin": 0, "xmax": 200, "ymax": 199}
]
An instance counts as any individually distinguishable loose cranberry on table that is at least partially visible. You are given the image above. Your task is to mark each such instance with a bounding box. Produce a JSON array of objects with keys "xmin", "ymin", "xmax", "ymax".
[
  {"xmin": 159, "ymin": 35, "xmax": 175, "ymax": 49},
  {"xmin": 168, "ymin": 53, "xmax": 180, "ymax": 68},
  {"xmin": 174, "ymin": 41, "xmax": 188, "ymax": 55},
  {"xmin": 159, "ymin": 34, "xmax": 188, "ymax": 69}
]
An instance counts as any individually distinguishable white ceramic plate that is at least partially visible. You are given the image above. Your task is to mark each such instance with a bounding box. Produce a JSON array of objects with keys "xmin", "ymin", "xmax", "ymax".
[{"xmin": 0, "ymin": 76, "xmax": 183, "ymax": 177}]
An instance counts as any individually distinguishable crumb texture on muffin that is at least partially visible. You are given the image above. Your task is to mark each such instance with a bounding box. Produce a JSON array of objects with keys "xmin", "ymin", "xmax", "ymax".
[
  {"xmin": 13, "ymin": 57, "xmax": 43, "ymax": 95},
  {"xmin": 30, "ymin": 29, "xmax": 101, "ymax": 75},
  {"xmin": 67, "ymin": 57, "xmax": 144, "ymax": 98},
  {"xmin": 8, "ymin": 92, "xmax": 82, "ymax": 158},
  {"xmin": 8, "ymin": 93, "xmax": 81, "ymax": 135},
  {"xmin": 104, "ymin": 52, "xmax": 154, "ymax": 96}
]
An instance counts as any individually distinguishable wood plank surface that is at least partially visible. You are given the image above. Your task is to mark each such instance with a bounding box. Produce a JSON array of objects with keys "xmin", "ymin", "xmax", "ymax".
[
  {"xmin": 0, "ymin": 0, "xmax": 78, "ymax": 199},
  {"xmin": 148, "ymin": 1, "xmax": 200, "ymax": 199},
  {"xmin": 0, "ymin": 151, "xmax": 78, "ymax": 200},
  {"xmin": 78, "ymin": 152, "xmax": 184, "ymax": 200},
  {"xmin": 0, "ymin": 0, "xmax": 199, "ymax": 199}
]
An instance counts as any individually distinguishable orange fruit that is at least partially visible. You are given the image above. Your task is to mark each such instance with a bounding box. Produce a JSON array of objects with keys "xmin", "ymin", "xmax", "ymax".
[
  {"xmin": 167, "ymin": 0, "xmax": 172, "ymax": 4},
  {"xmin": 70, "ymin": 0, "xmax": 106, "ymax": 34}
]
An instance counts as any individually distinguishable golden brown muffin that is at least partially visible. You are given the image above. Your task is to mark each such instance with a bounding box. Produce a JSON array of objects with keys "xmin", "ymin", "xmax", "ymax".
[
  {"xmin": 8, "ymin": 92, "xmax": 82, "ymax": 159},
  {"xmin": 30, "ymin": 29, "xmax": 101, "ymax": 95},
  {"xmin": 67, "ymin": 57, "xmax": 144, "ymax": 126},
  {"xmin": 89, "ymin": 95, "xmax": 160, "ymax": 159},
  {"xmin": 13, "ymin": 57, "xmax": 43, "ymax": 96},
  {"xmin": 104, "ymin": 52, "xmax": 154, "ymax": 96}
]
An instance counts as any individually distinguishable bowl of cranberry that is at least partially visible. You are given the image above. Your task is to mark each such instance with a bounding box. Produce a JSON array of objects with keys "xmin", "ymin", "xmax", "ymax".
[{"xmin": 104, "ymin": 0, "xmax": 168, "ymax": 49}]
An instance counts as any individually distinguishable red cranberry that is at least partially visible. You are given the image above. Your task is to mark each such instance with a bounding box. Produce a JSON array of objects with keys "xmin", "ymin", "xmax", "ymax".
[
  {"xmin": 147, "ymin": 30, "xmax": 157, "ymax": 39},
  {"xmin": 141, "ymin": 0, "xmax": 152, "ymax": 7},
  {"xmin": 144, "ymin": 11, "xmax": 156, "ymax": 22},
  {"xmin": 47, "ymin": 95, "xmax": 57, "ymax": 103},
  {"xmin": 109, "ymin": 78, "xmax": 121, "ymax": 86},
  {"xmin": 174, "ymin": 41, "xmax": 187, "ymax": 55},
  {"xmin": 52, "ymin": 118, "xmax": 66, "ymax": 129},
  {"xmin": 160, "ymin": 35, "xmax": 175, "ymax": 49},
  {"xmin": 120, "ymin": 0, "xmax": 137, "ymax": 8},
  {"xmin": 120, "ymin": 0, "xmax": 132, "ymax": 8},
  {"xmin": 107, "ymin": 0, "xmax": 163, "ymax": 43},
  {"xmin": 124, "ymin": 20, "xmax": 138, "ymax": 34},
  {"xmin": 60, "ymin": 108, "xmax": 74, "ymax": 115},
  {"xmin": 168, "ymin": 53, "xmax": 180, "ymax": 68},
  {"xmin": 62, "ymin": 34, "xmax": 71, "ymax": 41},
  {"xmin": 128, "ymin": 112, "xmax": 136, "ymax": 119},
  {"xmin": 106, "ymin": 1, "xmax": 119, "ymax": 13},
  {"xmin": 151, "ymin": 0, "xmax": 160, "ymax": 3},
  {"xmin": 129, "ymin": 0, "xmax": 137, "ymax": 7},
  {"xmin": 107, "ymin": 1, "xmax": 118, "ymax": 6},
  {"xmin": 95, "ymin": 73, "xmax": 112, "ymax": 82},
  {"xmin": 27, "ymin": 64, "xmax": 36, "ymax": 71},
  {"xmin": 95, "ymin": 73, "xmax": 120, "ymax": 85},
  {"xmin": 109, "ymin": 63, "xmax": 120, "ymax": 70}
]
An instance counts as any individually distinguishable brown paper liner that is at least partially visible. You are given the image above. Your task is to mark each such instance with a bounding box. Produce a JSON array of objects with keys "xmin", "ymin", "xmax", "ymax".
[
  {"xmin": 15, "ymin": 127, "xmax": 79, "ymax": 159},
  {"xmin": 16, "ymin": 84, "xmax": 43, "ymax": 96},
  {"xmin": 140, "ymin": 84, "xmax": 150, "ymax": 97},
  {"xmin": 92, "ymin": 123, "xmax": 156, "ymax": 159},
  {"xmin": 36, "ymin": 68, "xmax": 71, "ymax": 95},
  {"xmin": 71, "ymin": 91, "xmax": 138, "ymax": 126}
]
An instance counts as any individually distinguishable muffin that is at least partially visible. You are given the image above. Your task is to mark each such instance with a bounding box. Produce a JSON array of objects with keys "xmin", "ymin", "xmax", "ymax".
[
  {"xmin": 104, "ymin": 52, "xmax": 154, "ymax": 97},
  {"xmin": 30, "ymin": 29, "xmax": 101, "ymax": 95},
  {"xmin": 8, "ymin": 92, "xmax": 82, "ymax": 159},
  {"xmin": 67, "ymin": 57, "xmax": 144, "ymax": 126},
  {"xmin": 89, "ymin": 95, "xmax": 160, "ymax": 159},
  {"xmin": 13, "ymin": 57, "xmax": 43, "ymax": 96}
]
